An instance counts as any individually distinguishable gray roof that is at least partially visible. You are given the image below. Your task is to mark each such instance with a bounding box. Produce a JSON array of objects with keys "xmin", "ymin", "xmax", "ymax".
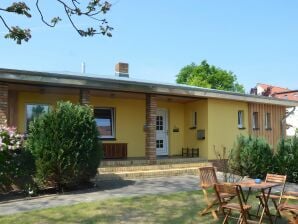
[{"xmin": 0, "ymin": 68, "xmax": 297, "ymax": 107}]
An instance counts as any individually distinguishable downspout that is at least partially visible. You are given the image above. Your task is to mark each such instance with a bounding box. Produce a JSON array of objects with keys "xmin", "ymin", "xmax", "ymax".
[{"xmin": 281, "ymin": 106, "xmax": 296, "ymax": 138}]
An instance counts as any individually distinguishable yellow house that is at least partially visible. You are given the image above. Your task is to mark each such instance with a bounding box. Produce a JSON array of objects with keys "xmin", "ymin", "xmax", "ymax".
[{"xmin": 0, "ymin": 64, "xmax": 297, "ymax": 163}]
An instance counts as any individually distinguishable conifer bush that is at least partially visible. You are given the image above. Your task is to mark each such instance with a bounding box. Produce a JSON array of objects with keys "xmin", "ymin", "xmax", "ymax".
[
  {"xmin": 274, "ymin": 136, "xmax": 298, "ymax": 183},
  {"xmin": 27, "ymin": 101, "xmax": 101, "ymax": 190},
  {"xmin": 229, "ymin": 135, "xmax": 274, "ymax": 179}
]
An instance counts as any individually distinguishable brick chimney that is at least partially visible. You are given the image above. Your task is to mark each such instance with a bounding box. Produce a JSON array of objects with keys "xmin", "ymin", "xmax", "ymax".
[{"xmin": 115, "ymin": 62, "xmax": 129, "ymax": 78}]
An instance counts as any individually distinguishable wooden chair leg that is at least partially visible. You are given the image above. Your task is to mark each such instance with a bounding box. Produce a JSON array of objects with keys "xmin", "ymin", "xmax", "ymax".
[
  {"xmin": 223, "ymin": 209, "xmax": 231, "ymax": 224},
  {"xmin": 272, "ymin": 199, "xmax": 281, "ymax": 224},
  {"xmin": 199, "ymin": 189, "xmax": 219, "ymax": 219},
  {"xmin": 256, "ymin": 202, "xmax": 262, "ymax": 217},
  {"xmin": 237, "ymin": 213, "xmax": 243, "ymax": 224}
]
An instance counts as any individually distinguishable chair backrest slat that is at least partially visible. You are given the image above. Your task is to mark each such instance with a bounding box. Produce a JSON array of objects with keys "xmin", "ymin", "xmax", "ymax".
[
  {"xmin": 266, "ymin": 174, "xmax": 287, "ymax": 184},
  {"xmin": 199, "ymin": 166, "xmax": 218, "ymax": 189},
  {"xmin": 265, "ymin": 173, "xmax": 287, "ymax": 204}
]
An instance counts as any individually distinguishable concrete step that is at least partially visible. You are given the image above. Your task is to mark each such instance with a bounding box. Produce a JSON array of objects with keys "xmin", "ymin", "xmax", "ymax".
[
  {"xmin": 98, "ymin": 162, "xmax": 211, "ymax": 173},
  {"xmin": 94, "ymin": 167, "xmax": 202, "ymax": 181},
  {"xmin": 101, "ymin": 157, "xmax": 206, "ymax": 167},
  {"xmin": 95, "ymin": 162, "xmax": 212, "ymax": 181}
]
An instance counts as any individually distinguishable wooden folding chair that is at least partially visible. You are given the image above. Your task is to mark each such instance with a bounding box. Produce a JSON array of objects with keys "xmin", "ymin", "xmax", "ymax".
[
  {"xmin": 214, "ymin": 183, "xmax": 252, "ymax": 224},
  {"xmin": 278, "ymin": 191, "xmax": 298, "ymax": 224},
  {"xmin": 256, "ymin": 173, "xmax": 287, "ymax": 222},
  {"xmin": 199, "ymin": 166, "xmax": 219, "ymax": 219},
  {"xmin": 199, "ymin": 166, "xmax": 233, "ymax": 219}
]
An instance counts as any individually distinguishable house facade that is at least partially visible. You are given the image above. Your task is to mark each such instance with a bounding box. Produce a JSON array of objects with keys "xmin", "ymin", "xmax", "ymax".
[
  {"xmin": 1, "ymin": 66, "xmax": 297, "ymax": 163},
  {"xmin": 251, "ymin": 83, "xmax": 298, "ymax": 136}
]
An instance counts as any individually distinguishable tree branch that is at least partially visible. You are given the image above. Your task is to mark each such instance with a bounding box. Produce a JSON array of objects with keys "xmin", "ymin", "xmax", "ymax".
[
  {"xmin": 0, "ymin": 15, "xmax": 12, "ymax": 32},
  {"xmin": 35, "ymin": 0, "xmax": 55, "ymax": 27},
  {"xmin": 63, "ymin": 5, "xmax": 82, "ymax": 36},
  {"xmin": 1, "ymin": 0, "xmax": 113, "ymax": 44}
]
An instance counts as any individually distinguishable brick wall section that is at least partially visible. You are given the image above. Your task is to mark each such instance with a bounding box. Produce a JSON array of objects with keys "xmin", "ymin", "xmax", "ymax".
[
  {"xmin": 0, "ymin": 83, "xmax": 8, "ymax": 126},
  {"xmin": 145, "ymin": 94, "xmax": 157, "ymax": 164},
  {"xmin": 79, "ymin": 89, "xmax": 90, "ymax": 105}
]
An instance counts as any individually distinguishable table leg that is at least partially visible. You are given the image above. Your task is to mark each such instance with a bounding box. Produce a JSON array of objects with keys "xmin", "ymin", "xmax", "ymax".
[
  {"xmin": 242, "ymin": 187, "xmax": 253, "ymax": 220},
  {"xmin": 258, "ymin": 187, "xmax": 273, "ymax": 224},
  {"xmin": 243, "ymin": 187, "xmax": 252, "ymax": 203}
]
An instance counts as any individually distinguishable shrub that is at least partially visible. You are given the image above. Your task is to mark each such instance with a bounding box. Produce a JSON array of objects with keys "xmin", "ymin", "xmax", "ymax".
[
  {"xmin": 274, "ymin": 136, "xmax": 298, "ymax": 183},
  {"xmin": 27, "ymin": 101, "xmax": 102, "ymax": 190},
  {"xmin": 0, "ymin": 126, "xmax": 34, "ymax": 192},
  {"xmin": 229, "ymin": 135, "xmax": 274, "ymax": 179}
]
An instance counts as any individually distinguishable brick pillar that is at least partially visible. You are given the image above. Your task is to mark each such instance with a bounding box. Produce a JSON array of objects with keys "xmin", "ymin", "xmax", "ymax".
[
  {"xmin": 145, "ymin": 94, "xmax": 157, "ymax": 164},
  {"xmin": 79, "ymin": 89, "xmax": 90, "ymax": 105},
  {"xmin": 0, "ymin": 83, "xmax": 8, "ymax": 126}
]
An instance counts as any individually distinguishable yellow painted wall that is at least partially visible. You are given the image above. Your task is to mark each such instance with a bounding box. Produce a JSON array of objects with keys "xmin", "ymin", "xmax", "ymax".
[
  {"xmin": 16, "ymin": 90, "xmax": 250, "ymax": 160},
  {"xmin": 90, "ymin": 96, "xmax": 146, "ymax": 157},
  {"xmin": 207, "ymin": 99, "xmax": 249, "ymax": 159},
  {"xmin": 157, "ymin": 101, "xmax": 185, "ymax": 156},
  {"xmin": 184, "ymin": 100, "xmax": 209, "ymax": 159},
  {"xmin": 17, "ymin": 91, "xmax": 79, "ymax": 133}
]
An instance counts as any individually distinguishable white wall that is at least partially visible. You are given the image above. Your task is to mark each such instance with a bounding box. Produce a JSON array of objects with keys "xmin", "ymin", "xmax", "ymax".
[{"xmin": 286, "ymin": 107, "xmax": 298, "ymax": 136}]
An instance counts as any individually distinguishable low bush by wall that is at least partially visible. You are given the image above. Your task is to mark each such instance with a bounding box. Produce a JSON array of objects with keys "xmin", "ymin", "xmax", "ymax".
[
  {"xmin": 229, "ymin": 135, "xmax": 298, "ymax": 183},
  {"xmin": 0, "ymin": 126, "xmax": 35, "ymax": 193},
  {"xmin": 26, "ymin": 101, "xmax": 102, "ymax": 191}
]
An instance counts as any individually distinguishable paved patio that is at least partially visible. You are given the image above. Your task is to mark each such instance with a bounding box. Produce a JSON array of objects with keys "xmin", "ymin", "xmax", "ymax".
[{"xmin": 0, "ymin": 174, "xmax": 297, "ymax": 216}]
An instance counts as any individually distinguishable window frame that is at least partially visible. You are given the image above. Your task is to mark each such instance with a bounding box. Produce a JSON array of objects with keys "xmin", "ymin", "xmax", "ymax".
[
  {"xmin": 192, "ymin": 111, "xmax": 197, "ymax": 127},
  {"xmin": 237, "ymin": 110, "xmax": 245, "ymax": 129},
  {"xmin": 189, "ymin": 111, "xmax": 197, "ymax": 129},
  {"xmin": 265, "ymin": 112, "xmax": 272, "ymax": 130},
  {"xmin": 252, "ymin": 112, "xmax": 259, "ymax": 130},
  {"xmin": 94, "ymin": 107, "xmax": 116, "ymax": 140},
  {"xmin": 25, "ymin": 103, "xmax": 50, "ymax": 133}
]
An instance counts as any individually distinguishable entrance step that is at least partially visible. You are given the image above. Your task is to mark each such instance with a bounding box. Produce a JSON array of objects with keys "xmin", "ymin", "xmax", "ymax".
[
  {"xmin": 98, "ymin": 162, "xmax": 210, "ymax": 173},
  {"xmin": 95, "ymin": 161, "xmax": 212, "ymax": 181},
  {"xmin": 101, "ymin": 157, "xmax": 206, "ymax": 167}
]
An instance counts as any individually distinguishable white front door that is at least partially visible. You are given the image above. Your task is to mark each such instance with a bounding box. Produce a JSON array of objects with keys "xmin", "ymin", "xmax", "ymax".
[{"xmin": 156, "ymin": 108, "xmax": 168, "ymax": 156}]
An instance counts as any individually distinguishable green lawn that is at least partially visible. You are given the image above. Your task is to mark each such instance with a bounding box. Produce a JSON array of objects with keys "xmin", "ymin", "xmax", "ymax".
[{"xmin": 0, "ymin": 191, "xmax": 293, "ymax": 224}]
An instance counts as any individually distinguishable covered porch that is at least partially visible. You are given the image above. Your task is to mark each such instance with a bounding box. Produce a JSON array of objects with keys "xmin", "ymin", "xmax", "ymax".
[{"xmin": 0, "ymin": 82, "xmax": 208, "ymax": 164}]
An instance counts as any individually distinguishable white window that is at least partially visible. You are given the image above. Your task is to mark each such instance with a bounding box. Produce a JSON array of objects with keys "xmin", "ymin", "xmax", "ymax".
[
  {"xmin": 238, "ymin": 110, "xmax": 244, "ymax": 128},
  {"xmin": 26, "ymin": 104, "xmax": 49, "ymax": 132},
  {"xmin": 265, "ymin": 112, "xmax": 272, "ymax": 130},
  {"xmin": 252, "ymin": 112, "xmax": 259, "ymax": 129},
  {"xmin": 94, "ymin": 108, "xmax": 115, "ymax": 139}
]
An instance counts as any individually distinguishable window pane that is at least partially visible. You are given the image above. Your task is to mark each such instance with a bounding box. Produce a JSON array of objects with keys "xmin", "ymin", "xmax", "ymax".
[
  {"xmin": 252, "ymin": 112, "xmax": 259, "ymax": 129},
  {"xmin": 265, "ymin": 113, "xmax": 271, "ymax": 129},
  {"xmin": 156, "ymin": 116, "xmax": 163, "ymax": 130},
  {"xmin": 94, "ymin": 108, "xmax": 114, "ymax": 138},
  {"xmin": 26, "ymin": 104, "xmax": 49, "ymax": 132},
  {"xmin": 238, "ymin": 111, "xmax": 243, "ymax": 127}
]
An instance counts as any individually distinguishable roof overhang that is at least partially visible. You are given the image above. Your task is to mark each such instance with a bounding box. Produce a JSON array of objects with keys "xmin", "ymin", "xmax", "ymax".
[{"xmin": 0, "ymin": 68, "xmax": 297, "ymax": 107}]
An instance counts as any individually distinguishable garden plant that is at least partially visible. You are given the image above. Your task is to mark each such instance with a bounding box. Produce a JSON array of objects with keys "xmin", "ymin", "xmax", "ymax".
[{"xmin": 26, "ymin": 101, "xmax": 102, "ymax": 191}]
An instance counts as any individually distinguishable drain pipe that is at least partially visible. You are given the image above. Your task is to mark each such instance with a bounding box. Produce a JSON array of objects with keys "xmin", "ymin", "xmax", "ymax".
[{"xmin": 281, "ymin": 106, "xmax": 296, "ymax": 137}]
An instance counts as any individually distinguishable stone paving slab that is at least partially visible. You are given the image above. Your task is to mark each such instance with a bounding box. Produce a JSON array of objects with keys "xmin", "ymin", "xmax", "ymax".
[{"xmin": 0, "ymin": 174, "xmax": 297, "ymax": 216}]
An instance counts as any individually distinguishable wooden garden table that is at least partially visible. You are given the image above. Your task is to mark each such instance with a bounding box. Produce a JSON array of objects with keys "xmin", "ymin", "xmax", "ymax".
[{"xmin": 238, "ymin": 180, "xmax": 282, "ymax": 224}]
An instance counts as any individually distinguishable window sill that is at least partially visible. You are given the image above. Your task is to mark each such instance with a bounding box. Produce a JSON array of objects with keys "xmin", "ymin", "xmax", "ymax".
[
  {"xmin": 238, "ymin": 127, "xmax": 246, "ymax": 130},
  {"xmin": 100, "ymin": 138, "xmax": 116, "ymax": 141},
  {"xmin": 265, "ymin": 128, "xmax": 272, "ymax": 131},
  {"xmin": 253, "ymin": 128, "xmax": 260, "ymax": 131},
  {"xmin": 189, "ymin": 126, "xmax": 197, "ymax": 130}
]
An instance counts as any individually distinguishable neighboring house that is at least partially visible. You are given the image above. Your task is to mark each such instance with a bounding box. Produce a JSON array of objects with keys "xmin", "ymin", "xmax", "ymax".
[
  {"xmin": 251, "ymin": 83, "xmax": 298, "ymax": 136},
  {"xmin": 0, "ymin": 65, "xmax": 297, "ymax": 163}
]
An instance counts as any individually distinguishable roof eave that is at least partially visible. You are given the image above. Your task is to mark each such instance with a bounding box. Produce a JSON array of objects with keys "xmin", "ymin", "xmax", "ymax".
[{"xmin": 0, "ymin": 68, "xmax": 297, "ymax": 107}]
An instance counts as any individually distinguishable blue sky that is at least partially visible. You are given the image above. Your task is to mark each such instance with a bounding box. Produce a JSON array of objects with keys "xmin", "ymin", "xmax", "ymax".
[{"xmin": 1, "ymin": 0, "xmax": 298, "ymax": 92}]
